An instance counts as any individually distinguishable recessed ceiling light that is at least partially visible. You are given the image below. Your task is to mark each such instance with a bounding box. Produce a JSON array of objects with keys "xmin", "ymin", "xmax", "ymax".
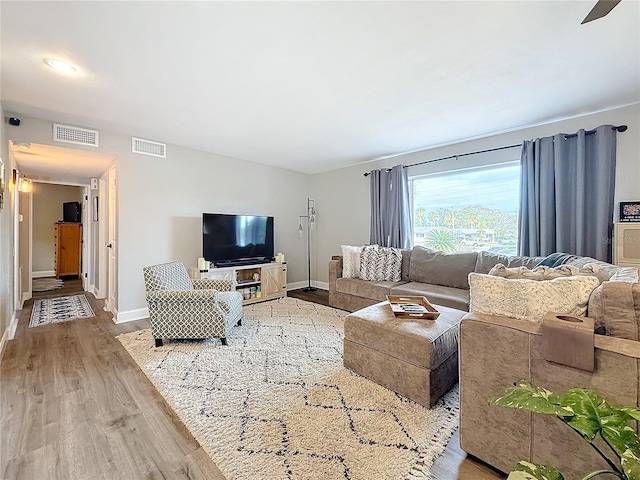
[{"xmin": 43, "ymin": 58, "xmax": 76, "ymax": 74}]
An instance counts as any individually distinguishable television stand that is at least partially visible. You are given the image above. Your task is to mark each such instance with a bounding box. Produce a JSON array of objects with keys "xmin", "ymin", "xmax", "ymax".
[
  {"xmin": 215, "ymin": 258, "xmax": 269, "ymax": 268},
  {"xmin": 189, "ymin": 261, "xmax": 287, "ymax": 305}
]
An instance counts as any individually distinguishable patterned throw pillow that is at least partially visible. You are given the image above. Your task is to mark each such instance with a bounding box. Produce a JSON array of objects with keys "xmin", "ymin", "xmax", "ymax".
[
  {"xmin": 610, "ymin": 267, "xmax": 640, "ymax": 283},
  {"xmin": 488, "ymin": 263, "xmax": 611, "ymax": 283},
  {"xmin": 469, "ymin": 273, "xmax": 600, "ymax": 322},
  {"xmin": 341, "ymin": 245, "xmax": 364, "ymax": 278},
  {"xmin": 359, "ymin": 246, "xmax": 402, "ymax": 282}
]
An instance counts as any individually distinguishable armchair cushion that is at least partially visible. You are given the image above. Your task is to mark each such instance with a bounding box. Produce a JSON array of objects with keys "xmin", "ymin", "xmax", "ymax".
[
  {"xmin": 144, "ymin": 261, "xmax": 194, "ymax": 291},
  {"xmin": 193, "ymin": 278, "xmax": 235, "ymax": 291}
]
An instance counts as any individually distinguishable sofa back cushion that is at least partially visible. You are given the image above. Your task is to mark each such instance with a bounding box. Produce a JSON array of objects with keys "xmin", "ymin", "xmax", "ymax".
[
  {"xmin": 474, "ymin": 251, "xmax": 543, "ymax": 274},
  {"xmin": 469, "ymin": 273, "xmax": 600, "ymax": 322},
  {"xmin": 588, "ymin": 281, "xmax": 640, "ymax": 340},
  {"xmin": 409, "ymin": 246, "xmax": 478, "ymax": 290},
  {"xmin": 401, "ymin": 249, "xmax": 412, "ymax": 281}
]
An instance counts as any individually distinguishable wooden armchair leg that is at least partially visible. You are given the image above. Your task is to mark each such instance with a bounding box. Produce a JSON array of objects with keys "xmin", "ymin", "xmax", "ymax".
[
  {"xmin": 155, "ymin": 338, "xmax": 163, "ymax": 347},
  {"xmin": 221, "ymin": 337, "xmax": 228, "ymax": 346}
]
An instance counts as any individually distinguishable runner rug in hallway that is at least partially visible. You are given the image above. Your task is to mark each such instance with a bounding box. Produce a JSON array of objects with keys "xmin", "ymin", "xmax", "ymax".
[
  {"xmin": 29, "ymin": 294, "xmax": 95, "ymax": 328},
  {"xmin": 32, "ymin": 277, "xmax": 64, "ymax": 292},
  {"xmin": 117, "ymin": 297, "xmax": 459, "ymax": 480}
]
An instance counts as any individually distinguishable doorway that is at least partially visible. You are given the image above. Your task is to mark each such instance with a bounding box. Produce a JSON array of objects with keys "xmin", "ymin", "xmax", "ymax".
[{"xmin": 10, "ymin": 141, "xmax": 117, "ymax": 315}]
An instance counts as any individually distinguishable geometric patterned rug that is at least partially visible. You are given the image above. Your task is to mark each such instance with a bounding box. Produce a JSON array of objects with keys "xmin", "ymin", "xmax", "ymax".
[
  {"xmin": 117, "ymin": 297, "xmax": 459, "ymax": 480},
  {"xmin": 32, "ymin": 277, "xmax": 64, "ymax": 292},
  {"xmin": 29, "ymin": 294, "xmax": 95, "ymax": 328}
]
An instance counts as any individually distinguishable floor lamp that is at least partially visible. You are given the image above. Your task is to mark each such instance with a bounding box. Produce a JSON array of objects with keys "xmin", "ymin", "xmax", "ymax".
[{"xmin": 299, "ymin": 198, "xmax": 316, "ymax": 292}]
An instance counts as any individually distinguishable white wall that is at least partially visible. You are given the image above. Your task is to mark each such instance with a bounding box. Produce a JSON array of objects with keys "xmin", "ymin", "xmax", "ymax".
[
  {"xmin": 312, "ymin": 103, "xmax": 640, "ymax": 283},
  {"xmin": 2, "ymin": 104, "xmax": 637, "ymax": 324},
  {"xmin": 7, "ymin": 115, "xmax": 312, "ymax": 318},
  {"xmin": 0, "ymin": 104, "xmax": 19, "ymax": 356},
  {"xmin": 32, "ymin": 183, "xmax": 84, "ymax": 274}
]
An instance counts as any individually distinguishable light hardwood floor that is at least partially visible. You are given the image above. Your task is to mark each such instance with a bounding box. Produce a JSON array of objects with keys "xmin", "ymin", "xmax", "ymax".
[{"xmin": 0, "ymin": 282, "xmax": 504, "ymax": 479}]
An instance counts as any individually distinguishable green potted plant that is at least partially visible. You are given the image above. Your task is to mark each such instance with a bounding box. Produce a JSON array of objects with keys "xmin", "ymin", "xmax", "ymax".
[{"xmin": 493, "ymin": 382, "xmax": 640, "ymax": 480}]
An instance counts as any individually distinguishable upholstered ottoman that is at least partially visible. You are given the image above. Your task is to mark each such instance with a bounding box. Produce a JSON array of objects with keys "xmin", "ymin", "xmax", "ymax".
[{"xmin": 344, "ymin": 301, "xmax": 464, "ymax": 407}]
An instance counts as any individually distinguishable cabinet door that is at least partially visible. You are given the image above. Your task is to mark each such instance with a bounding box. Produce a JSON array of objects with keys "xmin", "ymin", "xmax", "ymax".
[
  {"xmin": 262, "ymin": 264, "xmax": 287, "ymax": 298},
  {"xmin": 205, "ymin": 269, "xmax": 236, "ymax": 282},
  {"xmin": 57, "ymin": 224, "xmax": 82, "ymax": 277}
]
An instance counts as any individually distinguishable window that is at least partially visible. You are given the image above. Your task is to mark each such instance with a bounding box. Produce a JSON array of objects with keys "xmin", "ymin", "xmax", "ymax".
[{"xmin": 410, "ymin": 162, "xmax": 520, "ymax": 255}]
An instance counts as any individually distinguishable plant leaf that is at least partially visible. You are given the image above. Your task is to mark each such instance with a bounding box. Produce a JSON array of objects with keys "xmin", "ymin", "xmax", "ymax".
[
  {"xmin": 621, "ymin": 407, "xmax": 640, "ymax": 422},
  {"xmin": 507, "ymin": 461, "xmax": 564, "ymax": 480},
  {"xmin": 622, "ymin": 449, "xmax": 640, "ymax": 479},
  {"xmin": 602, "ymin": 425, "xmax": 640, "ymax": 459},
  {"xmin": 493, "ymin": 383, "xmax": 572, "ymax": 416},
  {"xmin": 560, "ymin": 389, "xmax": 615, "ymax": 440}
]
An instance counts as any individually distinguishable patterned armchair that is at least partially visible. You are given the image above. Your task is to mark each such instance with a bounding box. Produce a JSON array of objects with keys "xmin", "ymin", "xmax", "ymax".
[{"xmin": 143, "ymin": 261, "xmax": 243, "ymax": 347}]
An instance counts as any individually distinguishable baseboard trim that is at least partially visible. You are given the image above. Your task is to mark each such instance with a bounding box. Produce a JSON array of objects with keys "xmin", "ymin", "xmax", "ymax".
[
  {"xmin": 21, "ymin": 291, "xmax": 32, "ymax": 305},
  {"xmin": 115, "ymin": 307, "xmax": 149, "ymax": 324},
  {"xmin": 0, "ymin": 311, "xmax": 19, "ymax": 363},
  {"xmin": 32, "ymin": 270, "xmax": 56, "ymax": 278},
  {"xmin": 287, "ymin": 281, "xmax": 329, "ymax": 291}
]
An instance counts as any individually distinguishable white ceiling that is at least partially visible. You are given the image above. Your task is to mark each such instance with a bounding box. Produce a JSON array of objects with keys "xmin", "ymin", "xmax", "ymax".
[
  {"xmin": 1, "ymin": 1, "xmax": 639, "ymax": 176},
  {"xmin": 10, "ymin": 142, "xmax": 116, "ymax": 185}
]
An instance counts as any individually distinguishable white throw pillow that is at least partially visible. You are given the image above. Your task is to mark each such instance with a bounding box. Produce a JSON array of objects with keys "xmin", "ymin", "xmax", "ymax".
[
  {"xmin": 341, "ymin": 245, "xmax": 364, "ymax": 278},
  {"xmin": 469, "ymin": 273, "xmax": 600, "ymax": 322},
  {"xmin": 610, "ymin": 267, "xmax": 640, "ymax": 283}
]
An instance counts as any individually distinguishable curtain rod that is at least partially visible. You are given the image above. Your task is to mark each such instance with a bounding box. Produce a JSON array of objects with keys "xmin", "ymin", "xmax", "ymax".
[
  {"xmin": 363, "ymin": 143, "xmax": 520, "ymax": 176},
  {"xmin": 563, "ymin": 124, "xmax": 627, "ymax": 139},
  {"xmin": 363, "ymin": 124, "xmax": 628, "ymax": 177}
]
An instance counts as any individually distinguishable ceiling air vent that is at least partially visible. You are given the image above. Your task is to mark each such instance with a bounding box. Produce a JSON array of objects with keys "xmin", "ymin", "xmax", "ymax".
[
  {"xmin": 132, "ymin": 137, "xmax": 166, "ymax": 158},
  {"xmin": 53, "ymin": 123, "xmax": 99, "ymax": 147}
]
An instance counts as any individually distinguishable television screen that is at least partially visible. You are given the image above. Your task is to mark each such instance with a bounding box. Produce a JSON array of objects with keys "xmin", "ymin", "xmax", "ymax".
[
  {"xmin": 203, "ymin": 213, "xmax": 274, "ymax": 266},
  {"xmin": 63, "ymin": 201, "xmax": 81, "ymax": 223}
]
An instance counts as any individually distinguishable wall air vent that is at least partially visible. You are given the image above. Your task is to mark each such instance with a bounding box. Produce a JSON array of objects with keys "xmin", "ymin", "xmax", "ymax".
[
  {"xmin": 53, "ymin": 123, "xmax": 100, "ymax": 147},
  {"xmin": 132, "ymin": 137, "xmax": 166, "ymax": 158}
]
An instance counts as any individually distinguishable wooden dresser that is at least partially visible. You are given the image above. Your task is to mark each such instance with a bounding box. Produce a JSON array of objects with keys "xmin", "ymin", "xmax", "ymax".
[{"xmin": 55, "ymin": 222, "xmax": 82, "ymax": 278}]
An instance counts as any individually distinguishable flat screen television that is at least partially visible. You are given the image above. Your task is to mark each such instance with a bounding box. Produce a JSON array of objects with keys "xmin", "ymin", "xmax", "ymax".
[
  {"xmin": 203, "ymin": 213, "xmax": 274, "ymax": 267},
  {"xmin": 63, "ymin": 201, "xmax": 81, "ymax": 223}
]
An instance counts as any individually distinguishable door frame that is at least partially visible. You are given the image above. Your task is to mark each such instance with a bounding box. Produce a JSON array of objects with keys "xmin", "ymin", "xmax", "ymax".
[
  {"xmin": 96, "ymin": 178, "xmax": 108, "ymax": 299},
  {"xmin": 105, "ymin": 165, "xmax": 117, "ymax": 316},
  {"xmin": 26, "ymin": 180, "xmax": 90, "ymax": 299}
]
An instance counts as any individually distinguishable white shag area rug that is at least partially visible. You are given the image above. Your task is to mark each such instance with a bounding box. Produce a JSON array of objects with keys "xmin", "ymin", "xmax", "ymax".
[
  {"xmin": 29, "ymin": 294, "xmax": 95, "ymax": 328},
  {"xmin": 117, "ymin": 297, "xmax": 459, "ymax": 480}
]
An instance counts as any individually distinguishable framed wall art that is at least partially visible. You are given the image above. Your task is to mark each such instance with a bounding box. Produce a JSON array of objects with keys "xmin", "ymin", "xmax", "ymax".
[{"xmin": 620, "ymin": 201, "xmax": 640, "ymax": 222}]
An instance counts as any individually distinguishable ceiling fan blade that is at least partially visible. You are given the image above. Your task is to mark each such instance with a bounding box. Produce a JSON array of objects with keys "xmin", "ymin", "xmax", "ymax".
[{"xmin": 581, "ymin": 0, "xmax": 622, "ymax": 24}]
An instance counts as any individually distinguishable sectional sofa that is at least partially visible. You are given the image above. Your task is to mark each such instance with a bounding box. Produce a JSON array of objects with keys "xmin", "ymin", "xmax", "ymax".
[
  {"xmin": 329, "ymin": 245, "xmax": 640, "ymax": 478},
  {"xmin": 328, "ymin": 245, "xmax": 543, "ymax": 312}
]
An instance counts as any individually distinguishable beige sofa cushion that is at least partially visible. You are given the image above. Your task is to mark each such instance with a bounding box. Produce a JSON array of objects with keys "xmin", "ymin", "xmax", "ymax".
[
  {"xmin": 335, "ymin": 277, "xmax": 404, "ymax": 301},
  {"xmin": 469, "ymin": 273, "xmax": 600, "ymax": 322},
  {"xmin": 391, "ymin": 282, "xmax": 470, "ymax": 311},
  {"xmin": 474, "ymin": 251, "xmax": 543, "ymax": 274},
  {"xmin": 588, "ymin": 282, "xmax": 640, "ymax": 340},
  {"xmin": 409, "ymin": 246, "xmax": 478, "ymax": 290}
]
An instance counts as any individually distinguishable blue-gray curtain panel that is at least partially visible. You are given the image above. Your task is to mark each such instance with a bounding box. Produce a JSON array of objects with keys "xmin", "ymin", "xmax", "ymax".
[
  {"xmin": 518, "ymin": 125, "xmax": 617, "ymax": 262},
  {"xmin": 369, "ymin": 164, "xmax": 412, "ymax": 248}
]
